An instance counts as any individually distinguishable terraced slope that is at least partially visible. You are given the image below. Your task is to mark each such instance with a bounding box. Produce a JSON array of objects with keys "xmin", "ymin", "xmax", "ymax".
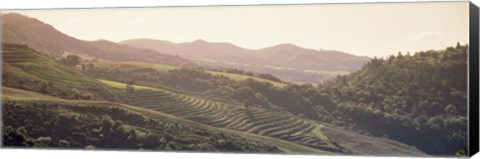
[
  {"xmin": 100, "ymin": 79, "xmax": 427, "ymax": 156},
  {"xmin": 2, "ymin": 44, "xmax": 116, "ymax": 100},
  {"xmin": 2, "ymin": 87, "xmax": 330, "ymax": 154},
  {"xmin": 3, "ymin": 44, "xmax": 99, "ymax": 87},
  {"xmin": 115, "ymin": 88, "xmax": 341, "ymax": 152}
]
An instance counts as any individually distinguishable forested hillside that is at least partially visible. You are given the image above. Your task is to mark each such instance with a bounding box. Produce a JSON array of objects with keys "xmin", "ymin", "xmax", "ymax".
[
  {"xmin": 317, "ymin": 44, "xmax": 468, "ymax": 155},
  {"xmin": 84, "ymin": 45, "xmax": 469, "ymax": 156}
]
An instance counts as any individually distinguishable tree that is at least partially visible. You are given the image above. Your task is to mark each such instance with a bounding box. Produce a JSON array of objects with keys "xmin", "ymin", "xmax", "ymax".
[
  {"xmin": 456, "ymin": 42, "xmax": 461, "ymax": 48},
  {"xmin": 143, "ymin": 133, "xmax": 161, "ymax": 149},
  {"xmin": 85, "ymin": 62, "xmax": 95, "ymax": 70},
  {"xmin": 58, "ymin": 139, "xmax": 70, "ymax": 147},
  {"xmin": 455, "ymin": 149, "xmax": 466, "ymax": 157},
  {"xmin": 444, "ymin": 104, "xmax": 457, "ymax": 114},
  {"xmin": 257, "ymin": 73, "xmax": 281, "ymax": 82},
  {"xmin": 126, "ymin": 129, "xmax": 138, "ymax": 148},
  {"xmin": 61, "ymin": 55, "xmax": 81, "ymax": 67},
  {"xmin": 3, "ymin": 126, "xmax": 28, "ymax": 146}
]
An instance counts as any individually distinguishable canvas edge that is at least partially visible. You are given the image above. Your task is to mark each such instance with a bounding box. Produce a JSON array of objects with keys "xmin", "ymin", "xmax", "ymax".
[{"xmin": 469, "ymin": 1, "xmax": 479, "ymax": 157}]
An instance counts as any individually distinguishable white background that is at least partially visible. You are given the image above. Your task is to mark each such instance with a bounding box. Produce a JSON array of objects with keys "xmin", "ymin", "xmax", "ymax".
[{"xmin": 0, "ymin": 0, "xmax": 479, "ymax": 159}]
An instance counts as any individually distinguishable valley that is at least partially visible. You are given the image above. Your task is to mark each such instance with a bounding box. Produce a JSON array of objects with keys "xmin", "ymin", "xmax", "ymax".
[
  {"xmin": 1, "ymin": 12, "xmax": 467, "ymax": 156},
  {"xmin": 120, "ymin": 39, "xmax": 370, "ymax": 84},
  {"xmin": 1, "ymin": 43, "xmax": 426, "ymax": 156}
]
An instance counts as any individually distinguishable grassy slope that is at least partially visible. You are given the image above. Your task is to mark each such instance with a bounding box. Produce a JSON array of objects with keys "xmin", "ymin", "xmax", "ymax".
[
  {"xmin": 2, "ymin": 87, "xmax": 332, "ymax": 154},
  {"xmin": 2, "ymin": 44, "xmax": 116, "ymax": 100},
  {"xmin": 3, "ymin": 44, "xmax": 98, "ymax": 87},
  {"xmin": 94, "ymin": 61, "xmax": 287, "ymax": 88}
]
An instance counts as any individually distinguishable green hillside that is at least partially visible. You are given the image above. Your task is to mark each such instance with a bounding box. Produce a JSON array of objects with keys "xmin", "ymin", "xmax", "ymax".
[
  {"xmin": 99, "ymin": 79, "xmax": 341, "ymax": 152},
  {"xmin": 317, "ymin": 44, "xmax": 468, "ymax": 155},
  {"xmin": 0, "ymin": 44, "xmax": 333, "ymax": 154},
  {"xmin": 2, "ymin": 44, "xmax": 117, "ymax": 100},
  {"xmin": 98, "ymin": 79, "xmax": 426, "ymax": 156},
  {"xmin": 2, "ymin": 87, "xmax": 286, "ymax": 152},
  {"xmin": 3, "ymin": 11, "xmax": 467, "ymax": 157},
  {"xmin": 92, "ymin": 61, "xmax": 287, "ymax": 88},
  {"xmin": 1, "ymin": 43, "xmax": 430, "ymax": 156},
  {"xmin": 87, "ymin": 61, "xmax": 300, "ymax": 114}
]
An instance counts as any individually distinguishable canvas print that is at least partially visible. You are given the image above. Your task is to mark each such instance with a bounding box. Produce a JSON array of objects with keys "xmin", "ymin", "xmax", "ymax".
[{"xmin": 0, "ymin": 1, "xmax": 473, "ymax": 157}]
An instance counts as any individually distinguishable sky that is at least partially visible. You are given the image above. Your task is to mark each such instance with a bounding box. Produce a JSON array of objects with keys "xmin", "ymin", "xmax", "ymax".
[{"xmin": 5, "ymin": 1, "xmax": 469, "ymax": 58}]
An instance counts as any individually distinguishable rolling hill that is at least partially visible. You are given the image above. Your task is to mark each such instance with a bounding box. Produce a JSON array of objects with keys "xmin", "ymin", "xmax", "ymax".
[
  {"xmin": 120, "ymin": 39, "xmax": 370, "ymax": 83},
  {"xmin": 92, "ymin": 61, "xmax": 288, "ymax": 88},
  {"xmin": 1, "ymin": 13, "xmax": 194, "ymax": 67},
  {"xmin": 316, "ymin": 44, "xmax": 468, "ymax": 155},
  {"xmin": 4, "ymin": 12, "xmax": 465, "ymax": 156},
  {"xmin": 98, "ymin": 79, "xmax": 426, "ymax": 156},
  {"xmin": 2, "ymin": 43, "xmax": 117, "ymax": 101},
  {"xmin": 1, "ymin": 42, "xmax": 426, "ymax": 156},
  {"xmin": 2, "ymin": 87, "xmax": 289, "ymax": 152},
  {"xmin": 0, "ymin": 44, "xmax": 325, "ymax": 153}
]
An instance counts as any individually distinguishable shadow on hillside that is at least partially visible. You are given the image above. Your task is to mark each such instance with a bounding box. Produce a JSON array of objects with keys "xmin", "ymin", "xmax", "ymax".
[{"xmin": 244, "ymin": 108, "xmax": 255, "ymax": 119}]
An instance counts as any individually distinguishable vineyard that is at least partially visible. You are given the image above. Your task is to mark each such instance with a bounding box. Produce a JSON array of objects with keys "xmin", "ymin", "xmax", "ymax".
[
  {"xmin": 102, "ymin": 79, "xmax": 342, "ymax": 152},
  {"xmin": 2, "ymin": 43, "xmax": 430, "ymax": 156},
  {"xmin": 2, "ymin": 87, "xmax": 283, "ymax": 152},
  {"xmin": 3, "ymin": 44, "xmax": 100, "ymax": 88}
]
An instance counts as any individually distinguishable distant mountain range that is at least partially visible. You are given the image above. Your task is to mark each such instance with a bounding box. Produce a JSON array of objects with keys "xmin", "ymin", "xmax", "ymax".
[
  {"xmin": 2, "ymin": 13, "xmax": 370, "ymax": 84},
  {"xmin": 1, "ymin": 13, "xmax": 194, "ymax": 67},
  {"xmin": 120, "ymin": 39, "xmax": 370, "ymax": 83}
]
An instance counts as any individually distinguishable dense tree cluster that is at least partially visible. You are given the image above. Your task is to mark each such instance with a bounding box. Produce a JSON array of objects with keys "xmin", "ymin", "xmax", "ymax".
[
  {"xmin": 2, "ymin": 101, "xmax": 280, "ymax": 152},
  {"xmin": 317, "ymin": 44, "xmax": 468, "ymax": 155},
  {"xmin": 60, "ymin": 55, "xmax": 81, "ymax": 67}
]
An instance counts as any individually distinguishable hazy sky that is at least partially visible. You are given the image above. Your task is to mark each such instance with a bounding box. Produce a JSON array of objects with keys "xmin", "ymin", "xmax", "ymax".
[{"xmin": 7, "ymin": 2, "xmax": 469, "ymax": 57}]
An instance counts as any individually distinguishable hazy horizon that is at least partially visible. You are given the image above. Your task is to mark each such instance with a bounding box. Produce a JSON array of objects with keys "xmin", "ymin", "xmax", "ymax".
[{"xmin": 4, "ymin": 2, "xmax": 469, "ymax": 58}]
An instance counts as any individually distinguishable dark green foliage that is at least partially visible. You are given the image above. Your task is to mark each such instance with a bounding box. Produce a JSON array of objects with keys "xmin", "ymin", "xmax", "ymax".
[
  {"xmin": 256, "ymin": 73, "xmax": 282, "ymax": 82},
  {"xmin": 2, "ymin": 101, "xmax": 281, "ymax": 152},
  {"xmin": 317, "ymin": 45, "xmax": 468, "ymax": 155},
  {"xmin": 61, "ymin": 55, "xmax": 81, "ymax": 67},
  {"xmin": 3, "ymin": 126, "xmax": 39, "ymax": 147},
  {"xmin": 455, "ymin": 149, "xmax": 467, "ymax": 157},
  {"xmin": 143, "ymin": 134, "xmax": 161, "ymax": 149}
]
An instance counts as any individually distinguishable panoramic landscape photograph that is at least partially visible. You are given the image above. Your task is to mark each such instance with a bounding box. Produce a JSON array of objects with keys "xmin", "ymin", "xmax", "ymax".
[{"xmin": 0, "ymin": 1, "xmax": 470, "ymax": 157}]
